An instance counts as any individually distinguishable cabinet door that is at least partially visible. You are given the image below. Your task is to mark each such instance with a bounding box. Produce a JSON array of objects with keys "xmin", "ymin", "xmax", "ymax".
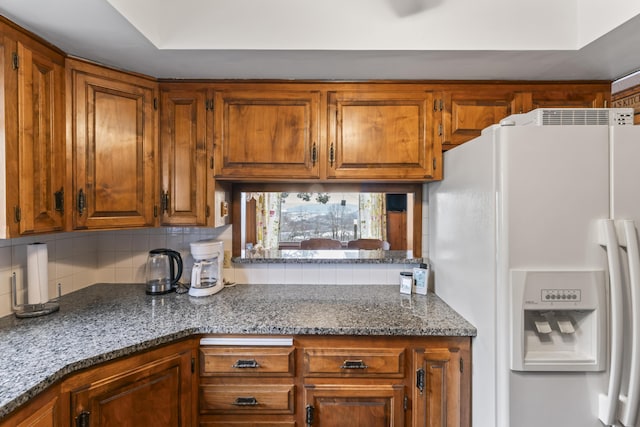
[
  {"xmin": 412, "ymin": 348, "xmax": 464, "ymax": 427},
  {"xmin": 69, "ymin": 60, "xmax": 157, "ymax": 230},
  {"xmin": 160, "ymin": 88, "xmax": 210, "ymax": 226},
  {"xmin": 0, "ymin": 384, "xmax": 60, "ymax": 427},
  {"xmin": 214, "ymin": 89, "xmax": 320, "ymax": 180},
  {"xmin": 440, "ymin": 90, "xmax": 517, "ymax": 151},
  {"xmin": 70, "ymin": 350, "xmax": 193, "ymax": 427},
  {"xmin": 526, "ymin": 89, "xmax": 608, "ymax": 110},
  {"xmin": 304, "ymin": 384, "xmax": 404, "ymax": 427},
  {"xmin": 2, "ymin": 37, "xmax": 65, "ymax": 237},
  {"xmin": 328, "ymin": 91, "xmax": 439, "ymax": 180}
]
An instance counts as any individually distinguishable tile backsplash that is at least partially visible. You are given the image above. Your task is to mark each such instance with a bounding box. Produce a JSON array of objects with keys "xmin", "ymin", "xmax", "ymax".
[{"xmin": 0, "ymin": 185, "xmax": 430, "ymax": 318}]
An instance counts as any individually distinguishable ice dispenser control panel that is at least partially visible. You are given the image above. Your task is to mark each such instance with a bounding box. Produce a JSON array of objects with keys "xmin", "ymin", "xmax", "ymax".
[
  {"xmin": 511, "ymin": 270, "xmax": 606, "ymax": 372},
  {"xmin": 541, "ymin": 289, "xmax": 580, "ymax": 302}
]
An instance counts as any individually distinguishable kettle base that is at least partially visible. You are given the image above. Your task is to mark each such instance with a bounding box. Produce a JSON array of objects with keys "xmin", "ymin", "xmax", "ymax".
[
  {"xmin": 145, "ymin": 288, "xmax": 175, "ymax": 296},
  {"xmin": 145, "ymin": 280, "xmax": 175, "ymax": 295}
]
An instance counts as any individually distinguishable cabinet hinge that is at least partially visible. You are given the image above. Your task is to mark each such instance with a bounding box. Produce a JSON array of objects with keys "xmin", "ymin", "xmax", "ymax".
[
  {"xmin": 13, "ymin": 206, "xmax": 21, "ymax": 223},
  {"xmin": 153, "ymin": 97, "xmax": 158, "ymax": 110},
  {"xmin": 75, "ymin": 411, "xmax": 90, "ymax": 427},
  {"xmin": 460, "ymin": 357, "xmax": 464, "ymax": 373},
  {"xmin": 191, "ymin": 357, "xmax": 195, "ymax": 373},
  {"xmin": 205, "ymin": 205, "xmax": 210, "ymax": 218},
  {"xmin": 154, "ymin": 205, "xmax": 158, "ymax": 218},
  {"xmin": 54, "ymin": 188, "xmax": 64, "ymax": 213},
  {"xmin": 11, "ymin": 52, "xmax": 18, "ymax": 70},
  {"xmin": 433, "ymin": 158, "xmax": 437, "ymax": 170},
  {"xmin": 305, "ymin": 404, "xmax": 314, "ymax": 426},
  {"xmin": 210, "ymin": 156, "xmax": 214, "ymax": 170},
  {"xmin": 403, "ymin": 395, "xmax": 408, "ymax": 411},
  {"xmin": 416, "ymin": 367, "xmax": 425, "ymax": 395},
  {"xmin": 438, "ymin": 123, "xmax": 443, "ymax": 137}
]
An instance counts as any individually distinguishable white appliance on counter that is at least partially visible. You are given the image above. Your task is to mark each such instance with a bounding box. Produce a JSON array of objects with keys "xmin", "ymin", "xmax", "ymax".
[{"xmin": 428, "ymin": 108, "xmax": 640, "ymax": 427}]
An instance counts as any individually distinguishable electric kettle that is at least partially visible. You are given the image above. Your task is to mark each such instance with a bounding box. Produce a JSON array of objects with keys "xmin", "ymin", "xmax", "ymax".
[{"xmin": 145, "ymin": 248, "xmax": 183, "ymax": 295}]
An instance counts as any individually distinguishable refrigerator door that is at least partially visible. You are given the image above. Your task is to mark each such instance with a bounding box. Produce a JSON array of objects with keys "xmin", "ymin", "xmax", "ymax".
[
  {"xmin": 499, "ymin": 125, "xmax": 611, "ymax": 427},
  {"xmin": 611, "ymin": 126, "xmax": 640, "ymax": 427}
]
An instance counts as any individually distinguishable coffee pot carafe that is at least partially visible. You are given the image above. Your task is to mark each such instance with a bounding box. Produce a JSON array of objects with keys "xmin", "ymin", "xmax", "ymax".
[
  {"xmin": 145, "ymin": 248, "xmax": 183, "ymax": 295},
  {"xmin": 189, "ymin": 240, "xmax": 224, "ymax": 297}
]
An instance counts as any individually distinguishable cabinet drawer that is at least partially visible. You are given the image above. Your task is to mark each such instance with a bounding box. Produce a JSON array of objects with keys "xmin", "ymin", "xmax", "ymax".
[
  {"xmin": 304, "ymin": 348, "xmax": 405, "ymax": 377},
  {"xmin": 200, "ymin": 384, "xmax": 295, "ymax": 414},
  {"xmin": 200, "ymin": 347, "xmax": 295, "ymax": 376},
  {"xmin": 200, "ymin": 423, "xmax": 295, "ymax": 427}
]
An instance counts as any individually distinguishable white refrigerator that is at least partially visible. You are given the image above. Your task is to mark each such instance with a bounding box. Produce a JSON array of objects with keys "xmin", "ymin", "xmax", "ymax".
[{"xmin": 428, "ymin": 108, "xmax": 640, "ymax": 427}]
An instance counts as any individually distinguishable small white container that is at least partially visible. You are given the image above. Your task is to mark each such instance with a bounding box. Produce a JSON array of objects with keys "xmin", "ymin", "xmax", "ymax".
[
  {"xmin": 399, "ymin": 272, "xmax": 413, "ymax": 294},
  {"xmin": 413, "ymin": 263, "xmax": 429, "ymax": 295}
]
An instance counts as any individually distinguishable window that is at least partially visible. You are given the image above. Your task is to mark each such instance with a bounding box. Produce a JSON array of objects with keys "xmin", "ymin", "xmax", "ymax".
[{"xmin": 232, "ymin": 184, "xmax": 421, "ymax": 258}]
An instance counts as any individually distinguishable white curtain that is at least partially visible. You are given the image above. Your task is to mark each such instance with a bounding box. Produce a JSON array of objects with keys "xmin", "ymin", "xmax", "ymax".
[
  {"xmin": 255, "ymin": 192, "xmax": 282, "ymax": 249},
  {"xmin": 358, "ymin": 193, "xmax": 387, "ymax": 240}
]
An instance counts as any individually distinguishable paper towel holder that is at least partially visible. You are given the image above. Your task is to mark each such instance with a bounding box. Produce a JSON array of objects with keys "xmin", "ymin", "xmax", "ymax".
[{"xmin": 11, "ymin": 272, "xmax": 60, "ymax": 318}]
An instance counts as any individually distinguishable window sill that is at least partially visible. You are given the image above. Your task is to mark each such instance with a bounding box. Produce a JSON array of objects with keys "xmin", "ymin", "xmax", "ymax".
[{"xmin": 232, "ymin": 249, "xmax": 424, "ymax": 264}]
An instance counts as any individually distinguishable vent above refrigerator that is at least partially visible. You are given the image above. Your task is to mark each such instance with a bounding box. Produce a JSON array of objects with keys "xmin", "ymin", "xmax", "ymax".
[{"xmin": 500, "ymin": 108, "xmax": 634, "ymax": 127}]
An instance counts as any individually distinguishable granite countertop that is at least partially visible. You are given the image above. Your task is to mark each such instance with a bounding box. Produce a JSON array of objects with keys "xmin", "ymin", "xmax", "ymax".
[
  {"xmin": 234, "ymin": 249, "xmax": 423, "ymax": 264},
  {"xmin": 0, "ymin": 283, "xmax": 476, "ymax": 419}
]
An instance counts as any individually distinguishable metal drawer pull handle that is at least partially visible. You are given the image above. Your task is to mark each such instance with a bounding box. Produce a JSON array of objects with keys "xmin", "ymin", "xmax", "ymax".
[
  {"xmin": 232, "ymin": 396, "xmax": 259, "ymax": 406},
  {"xmin": 232, "ymin": 359, "xmax": 260, "ymax": 368},
  {"xmin": 341, "ymin": 360, "xmax": 368, "ymax": 369}
]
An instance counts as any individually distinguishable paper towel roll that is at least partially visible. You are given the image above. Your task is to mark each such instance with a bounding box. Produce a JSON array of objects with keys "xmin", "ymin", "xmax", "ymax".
[{"xmin": 27, "ymin": 243, "xmax": 48, "ymax": 305}]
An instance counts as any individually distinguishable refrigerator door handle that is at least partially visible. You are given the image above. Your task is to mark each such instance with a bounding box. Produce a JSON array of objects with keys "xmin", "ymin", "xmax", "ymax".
[
  {"xmin": 618, "ymin": 220, "xmax": 640, "ymax": 427},
  {"xmin": 598, "ymin": 219, "xmax": 625, "ymax": 426}
]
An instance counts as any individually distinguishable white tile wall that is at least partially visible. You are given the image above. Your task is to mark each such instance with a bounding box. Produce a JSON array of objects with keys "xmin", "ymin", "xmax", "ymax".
[
  {"xmin": 0, "ymin": 232, "xmax": 99, "ymax": 318},
  {"xmin": 0, "ymin": 189, "xmax": 431, "ymax": 318}
]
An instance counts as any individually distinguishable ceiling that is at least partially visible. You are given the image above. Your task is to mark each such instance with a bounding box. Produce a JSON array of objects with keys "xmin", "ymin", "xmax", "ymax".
[{"xmin": 1, "ymin": 0, "xmax": 640, "ymax": 82}]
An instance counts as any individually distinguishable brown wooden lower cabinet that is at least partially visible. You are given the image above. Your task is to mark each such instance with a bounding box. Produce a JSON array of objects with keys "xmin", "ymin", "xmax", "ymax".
[
  {"xmin": 59, "ymin": 339, "xmax": 197, "ymax": 427},
  {"xmin": 304, "ymin": 384, "xmax": 405, "ymax": 427},
  {"xmin": 0, "ymin": 385, "xmax": 60, "ymax": 427},
  {"xmin": 0, "ymin": 335, "xmax": 470, "ymax": 427},
  {"xmin": 198, "ymin": 335, "xmax": 471, "ymax": 427}
]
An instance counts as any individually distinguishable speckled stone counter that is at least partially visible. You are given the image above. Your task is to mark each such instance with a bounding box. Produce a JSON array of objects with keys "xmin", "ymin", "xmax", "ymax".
[
  {"xmin": 0, "ymin": 283, "xmax": 476, "ymax": 419},
  {"xmin": 234, "ymin": 249, "xmax": 423, "ymax": 264}
]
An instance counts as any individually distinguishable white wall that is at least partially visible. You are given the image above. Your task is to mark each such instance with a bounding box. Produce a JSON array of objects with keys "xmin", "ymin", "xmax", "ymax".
[
  {"xmin": 0, "ymin": 232, "xmax": 99, "ymax": 317},
  {"xmin": 0, "ymin": 184, "xmax": 430, "ymax": 318}
]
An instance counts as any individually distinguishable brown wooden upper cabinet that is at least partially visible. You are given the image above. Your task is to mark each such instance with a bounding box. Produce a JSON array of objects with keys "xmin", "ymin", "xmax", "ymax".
[
  {"xmin": 159, "ymin": 87, "xmax": 212, "ymax": 226},
  {"xmin": 438, "ymin": 89, "xmax": 519, "ymax": 151},
  {"xmin": 0, "ymin": 23, "xmax": 66, "ymax": 238},
  {"xmin": 328, "ymin": 90, "xmax": 440, "ymax": 181},
  {"xmin": 213, "ymin": 88, "xmax": 321, "ymax": 180},
  {"xmin": 437, "ymin": 85, "xmax": 610, "ymax": 150},
  {"xmin": 67, "ymin": 59, "xmax": 159, "ymax": 230}
]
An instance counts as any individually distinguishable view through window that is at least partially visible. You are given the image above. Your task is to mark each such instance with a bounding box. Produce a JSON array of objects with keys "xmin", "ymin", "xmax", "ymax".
[
  {"xmin": 236, "ymin": 187, "xmax": 417, "ymax": 256},
  {"xmin": 279, "ymin": 192, "xmax": 360, "ymax": 243}
]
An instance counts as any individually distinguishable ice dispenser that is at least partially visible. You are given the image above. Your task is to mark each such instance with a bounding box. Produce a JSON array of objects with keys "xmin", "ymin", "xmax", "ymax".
[{"xmin": 511, "ymin": 270, "xmax": 606, "ymax": 372}]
